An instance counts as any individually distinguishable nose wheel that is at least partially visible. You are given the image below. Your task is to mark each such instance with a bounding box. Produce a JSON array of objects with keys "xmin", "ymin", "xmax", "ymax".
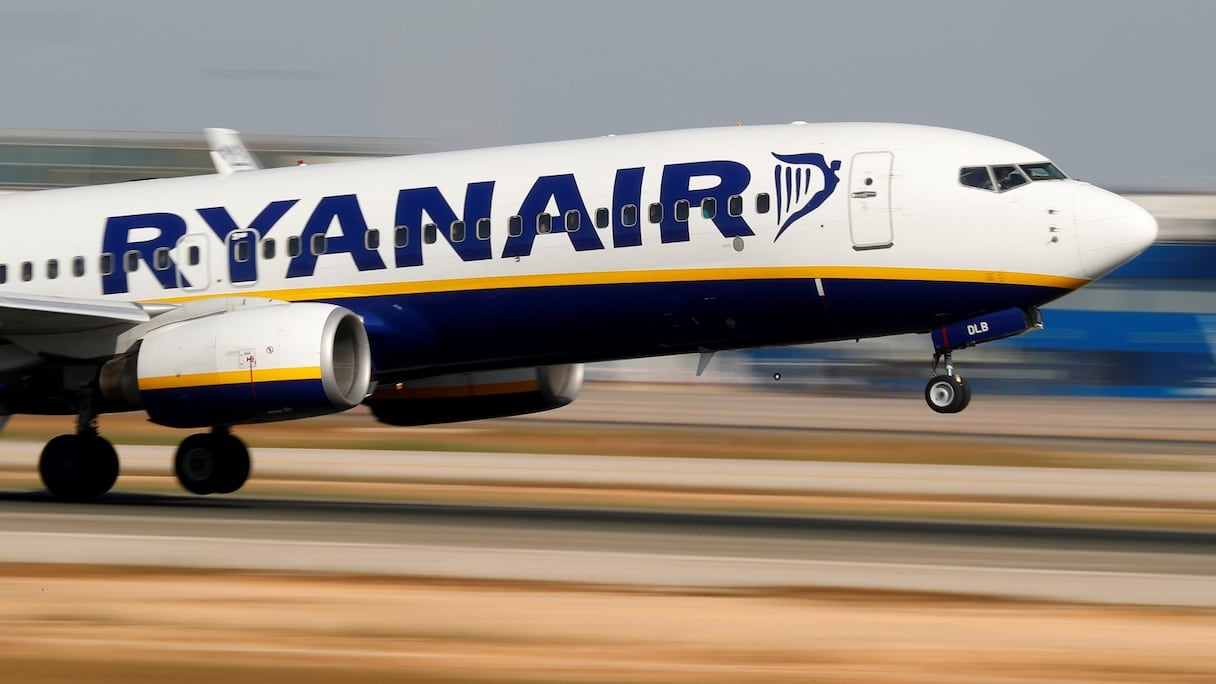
[
  {"xmin": 925, "ymin": 351, "xmax": 971, "ymax": 414},
  {"xmin": 925, "ymin": 374, "xmax": 970, "ymax": 413}
]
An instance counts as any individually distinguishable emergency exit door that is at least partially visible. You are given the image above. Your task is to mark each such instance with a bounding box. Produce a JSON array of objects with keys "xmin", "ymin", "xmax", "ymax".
[
  {"xmin": 848, "ymin": 151, "xmax": 894, "ymax": 250},
  {"xmin": 174, "ymin": 234, "xmax": 210, "ymax": 292}
]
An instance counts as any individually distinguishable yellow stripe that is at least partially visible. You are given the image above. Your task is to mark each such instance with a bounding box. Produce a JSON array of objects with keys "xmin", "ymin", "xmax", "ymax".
[
  {"xmin": 146, "ymin": 266, "xmax": 1088, "ymax": 306},
  {"xmin": 139, "ymin": 366, "xmax": 322, "ymax": 391}
]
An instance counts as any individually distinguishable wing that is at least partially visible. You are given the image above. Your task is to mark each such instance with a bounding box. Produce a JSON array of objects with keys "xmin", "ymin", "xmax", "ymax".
[{"xmin": 0, "ymin": 293, "xmax": 169, "ymax": 336}]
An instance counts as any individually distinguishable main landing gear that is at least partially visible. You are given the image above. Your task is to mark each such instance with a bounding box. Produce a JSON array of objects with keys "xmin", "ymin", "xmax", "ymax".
[
  {"xmin": 39, "ymin": 399, "xmax": 119, "ymax": 501},
  {"xmin": 173, "ymin": 428, "xmax": 251, "ymax": 495},
  {"xmin": 925, "ymin": 351, "xmax": 971, "ymax": 414},
  {"xmin": 38, "ymin": 403, "xmax": 251, "ymax": 500},
  {"xmin": 39, "ymin": 427, "xmax": 119, "ymax": 502}
]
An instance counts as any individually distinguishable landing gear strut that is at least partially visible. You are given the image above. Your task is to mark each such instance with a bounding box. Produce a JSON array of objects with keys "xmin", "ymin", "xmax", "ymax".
[
  {"xmin": 38, "ymin": 400, "xmax": 119, "ymax": 500},
  {"xmin": 174, "ymin": 428, "xmax": 251, "ymax": 495},
  {"xmin": 37, "ymin": 397, "xmax": 252, "ymax": 499},
  {"xmin": 925, "ymin": 351, "xmax": 971, "ymax": 414}
]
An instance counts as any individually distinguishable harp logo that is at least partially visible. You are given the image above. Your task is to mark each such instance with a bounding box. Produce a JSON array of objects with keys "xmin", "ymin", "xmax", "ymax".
[{"xmin": 772, "ymin": 152, "xmax": 842, "ymax": 240}]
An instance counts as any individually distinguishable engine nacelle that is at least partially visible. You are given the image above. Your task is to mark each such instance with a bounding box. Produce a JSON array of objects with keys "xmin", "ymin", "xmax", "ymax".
[
  {"xmin": 367, "ymin": 364, "xmax": 583, "ymax": 426},
  {"xmin": 100, "ymin": 303, "xmax": 371, "ymax": 428}
]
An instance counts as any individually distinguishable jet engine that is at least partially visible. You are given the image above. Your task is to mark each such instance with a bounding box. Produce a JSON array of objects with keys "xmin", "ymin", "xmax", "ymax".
[
  {"xmin": 367, "ymin": 363, "xmax": 583, "ymax": 426},
  {"xmin": 100, "ymin": 303, "xmax": 371, "ymax": 428}
]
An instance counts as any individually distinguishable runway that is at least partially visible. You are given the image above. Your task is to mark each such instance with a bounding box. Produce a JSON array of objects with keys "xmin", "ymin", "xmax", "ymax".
[
  {"xmin": 0, "ymin": 390, "xmax": 1214, "ymax": 609},
  {"xmin": 0, "ymin": 490, "xmax": 1212, "ymax": 607}
]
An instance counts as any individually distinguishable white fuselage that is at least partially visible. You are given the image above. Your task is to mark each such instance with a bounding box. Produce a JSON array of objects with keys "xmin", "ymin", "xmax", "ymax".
[{"xmin": 0, "ymin": 123, "xmax": 1155, "ymax": 379}]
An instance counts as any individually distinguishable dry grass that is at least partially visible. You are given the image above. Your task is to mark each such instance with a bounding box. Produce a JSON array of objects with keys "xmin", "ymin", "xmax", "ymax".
[{"xmin": 0, "ymin": 565, "xmax": 1212, "ymax": 683}]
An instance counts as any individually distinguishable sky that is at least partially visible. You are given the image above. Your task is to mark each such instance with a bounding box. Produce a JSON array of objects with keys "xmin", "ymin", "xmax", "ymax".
[{"xmin": 0, "ymin": 0, "xmax": 1212, "ymax": 190}]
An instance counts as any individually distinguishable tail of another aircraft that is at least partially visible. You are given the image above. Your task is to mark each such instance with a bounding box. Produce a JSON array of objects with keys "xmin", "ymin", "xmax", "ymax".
[{"xmin": 204, "ymin": 128, "xmax": 261, "ymax": 174}]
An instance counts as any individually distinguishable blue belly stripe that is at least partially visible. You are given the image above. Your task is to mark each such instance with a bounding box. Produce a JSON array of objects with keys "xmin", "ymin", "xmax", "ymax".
[{"xmin": 316, "ymin": 277, "xmax": 1070, "ymax": 377}]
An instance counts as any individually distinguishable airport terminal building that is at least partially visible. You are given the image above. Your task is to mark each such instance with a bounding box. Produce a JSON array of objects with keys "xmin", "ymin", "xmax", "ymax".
[{"xmin": 0, "ymin": 129, "xmax": 426, "ymax": 190}]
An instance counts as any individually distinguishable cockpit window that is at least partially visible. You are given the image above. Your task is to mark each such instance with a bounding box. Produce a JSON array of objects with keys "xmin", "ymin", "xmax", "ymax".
[
  {"xmin": 992, "ymin": 165, "xmax": 1028, "ymax": 191},
  {"xmin": 1020, "ymin": 162, "xmax": 1068, "ymax": 181},
  {"xmin": 959, "ymin": 166, "xmax": 994, "ymax": 190},
  {"xmin": 961, "ymin": 162, "xmax": 1068, "ymax": 193}
]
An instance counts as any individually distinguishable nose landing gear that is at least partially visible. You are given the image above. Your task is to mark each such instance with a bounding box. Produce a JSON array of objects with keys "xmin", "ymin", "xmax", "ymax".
[
  {"xmin": 925, "ymin": 351, "xmax": 971, "ymax": 414},
  {"xmin": 922, "ymin": 307, "xmax": 1042, "ymax": 414}
]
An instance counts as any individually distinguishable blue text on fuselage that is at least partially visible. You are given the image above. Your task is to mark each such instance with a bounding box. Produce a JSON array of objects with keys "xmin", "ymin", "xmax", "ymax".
[{"xmin": 100, "ymin": 160, "xmax": 752, "ymax": 295}]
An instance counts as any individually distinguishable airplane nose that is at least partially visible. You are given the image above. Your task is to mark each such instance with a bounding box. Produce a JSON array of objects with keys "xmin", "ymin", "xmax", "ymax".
[{"xmin": 1073, "ymin": 184, "xmax": 1158, "ymax": 279}]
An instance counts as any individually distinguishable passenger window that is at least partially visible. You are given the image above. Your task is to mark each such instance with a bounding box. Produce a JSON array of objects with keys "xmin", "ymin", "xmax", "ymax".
[
  {"xmin": 394, "ymin": 226, "xmax": 409, "ymax": 248},
  {"xmin": 262, "ymin": 238, "xmax": 276, "ymax": 260},
  {"xmin": 21, "ymin": 261, "xmax": 33, "ymax": 281},
  {"xmin": 0, "ymin": 264, "xmax": 6, "ymax": 284},
  {"xmin": 537, "ymin": 213, "xmax": 552, "ymax": 234},
  {"xmin": 728, "ymin": 195, "xmax": 743, "ymax": 217},
  {"xmin": 508, "ymin": 215, "xmax": 523, "ymax": 237},
  {"xmin": 423, "ymin": 223, "xmax": 437, "ymax": 244},
  {"xmin": 756, "ymin": 193, "xmax": 771, "ymax": 214},
  {"xmin": 154, "ymin": 247, "xmax": 171, "ymax": 270},
  {"xmin": 124, "ymin": 251, "xmax": 139, "ymax": 273},
  {"xmin": 648, "ymin": 202, "xmax": 663, "ymax": 224},
  {"xmin": 100, "ymin": 253, "xmax": 114, "ymax": 276},
  {"xmin": 72, "ymin": 256, "xmax": 85, "ymax": 277},
  {"xmin": 234, "ymin": 241, "xmax": 251, "ymax": 263},
  {"xmin": 565, "ymin": 210, "xmax": 580, "ymax": 232},
  {"xmin": 187, "ymin": 245, "xmax": 200, "ymax": 266},
  {"xmin": 595, "ymin": 207, "xmax": 609, "ymax": 229},
  {"xmin": 450, "ymin": 220, "xmax": 466, "ymax": 243},
  {"xmin": 993, "ymin": 165, "xmax": 1028, "ymax": 191},
  {"xmin": 959, "ymin": 166, "xmax": 994, "ymax": 191},
  {"xmin": 701, "ymin": 197, "xmax": 717, "ymax": 219},
  {"xmin": 365, "ymin": 229, "xmax": 380, "ymax": 250},
  {"xmin": 476, "ymin": 218, "xmax": 491, "ymax": 240},
  {"xmin": 621, "ymin": 204, "xmax": 638, "ymax": 227},
  {"xmin": 674, "ymin": 199, "xmax": 690, "ymax": 222},
  {"xmin": 310, "ymin": 234, "xmax": 327, "ymax": 255},
  {"xmin": 46, "ymin": 259, "xmax": 59, "ymax": 279},
  {"xmin": 287, "ymin": 236, "xmax": 301, "ymax": 257}
]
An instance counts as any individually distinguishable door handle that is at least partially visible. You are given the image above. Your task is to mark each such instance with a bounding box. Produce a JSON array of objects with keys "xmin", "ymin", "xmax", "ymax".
[{"xmin": 851, "ymin": 191, "xmax": 877, "ymax": 199}]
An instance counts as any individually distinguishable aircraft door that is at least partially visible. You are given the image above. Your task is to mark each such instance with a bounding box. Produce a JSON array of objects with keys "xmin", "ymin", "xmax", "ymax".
[
  {"xmin": 174, "ymin": 234, "xmax": 210, "ymax": 292},
  {"xmin": 848, "ymin": 151, "xmax": 894, "ymax": 250}
]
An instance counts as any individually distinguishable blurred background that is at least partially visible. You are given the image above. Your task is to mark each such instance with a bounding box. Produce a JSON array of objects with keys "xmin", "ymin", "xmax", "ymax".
[{"xmin": 1, "ymin": 0, "xmax": 1214, "ymax": 399}]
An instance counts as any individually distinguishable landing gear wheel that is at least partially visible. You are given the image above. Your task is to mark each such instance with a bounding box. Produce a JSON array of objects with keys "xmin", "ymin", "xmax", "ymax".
[
  {"xmin": 39, "ymin": 434, "xmax": 119, "ymax": 501},
  {"xmin": 175, "ymin": 432, "xmax": 251, "ymax": 495},
  {"xmin": 175, "ymin": 434, "xmax": 219, "ymax": 495},
  {"xmin": 924, "ymin": 374, "xmax": 971, "ymax": 414},
  {"xmin": 212, "ymin": 433, "xmax": 251, "ymax": 495}
]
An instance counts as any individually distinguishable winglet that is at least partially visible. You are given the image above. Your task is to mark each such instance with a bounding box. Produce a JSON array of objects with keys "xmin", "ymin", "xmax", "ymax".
[{"xmin": 205, "ymin": 128, "xmax": 261, "ymax": 174}]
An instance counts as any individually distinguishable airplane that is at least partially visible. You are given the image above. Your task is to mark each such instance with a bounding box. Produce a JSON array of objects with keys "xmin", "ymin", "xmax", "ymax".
[{"xmin": 0, "ymin": 122, "xmax": 1157, "ymax": 500}]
